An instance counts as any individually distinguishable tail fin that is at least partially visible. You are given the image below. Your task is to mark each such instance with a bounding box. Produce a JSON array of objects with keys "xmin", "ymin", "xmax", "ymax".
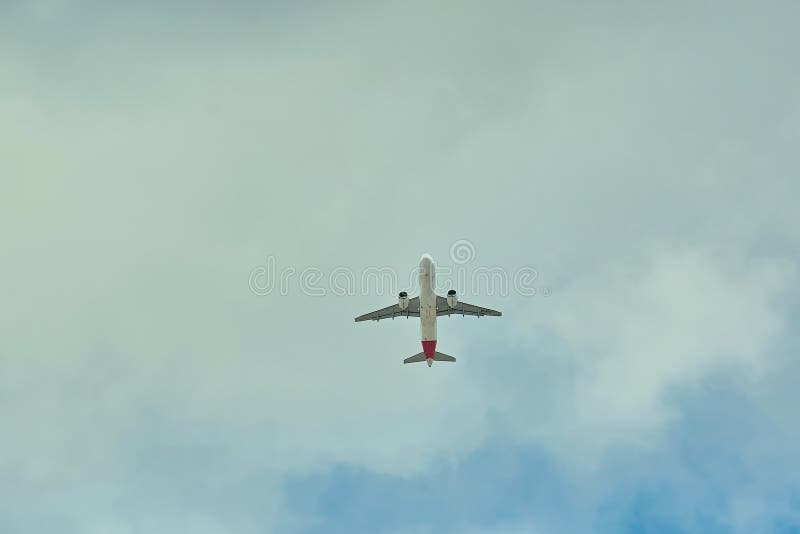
[{"xmin": 403, "ymin": 352, "xmax": 456, "ymax": 364}]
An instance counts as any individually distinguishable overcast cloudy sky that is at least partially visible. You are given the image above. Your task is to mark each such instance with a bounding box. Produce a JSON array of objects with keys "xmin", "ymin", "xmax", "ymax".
[{"xmin": 2, "ymin": 1, "xmax": 799, "ymax": 532}]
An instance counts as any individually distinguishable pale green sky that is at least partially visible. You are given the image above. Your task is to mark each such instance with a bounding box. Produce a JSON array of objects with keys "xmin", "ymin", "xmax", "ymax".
[{"xmin": 1, "ymin": 1, "xmax": 799, "ymax": 532}]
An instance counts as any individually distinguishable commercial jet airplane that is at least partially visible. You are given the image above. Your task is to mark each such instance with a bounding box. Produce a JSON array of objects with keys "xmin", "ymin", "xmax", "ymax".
[{"xmin": 355, "ymin": 253, "xmax": 502, "ymax": 367}]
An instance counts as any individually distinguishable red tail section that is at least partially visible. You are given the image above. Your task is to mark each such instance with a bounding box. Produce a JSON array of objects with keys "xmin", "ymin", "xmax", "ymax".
[{"xmin": 421, "ymin": 340, "xmax": 437, "ymax": 358}]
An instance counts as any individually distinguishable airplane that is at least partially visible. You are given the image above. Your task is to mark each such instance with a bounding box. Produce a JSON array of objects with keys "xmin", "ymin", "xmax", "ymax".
[{"xmin": 354, "ymin": 253, "xmax": 502, "ymax": 367}]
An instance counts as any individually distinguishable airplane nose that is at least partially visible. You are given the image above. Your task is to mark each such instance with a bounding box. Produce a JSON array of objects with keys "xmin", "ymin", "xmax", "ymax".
[
  {"xmin": 427, "ymin": 358, "xmax": 433, "ymax": 367},
  {"xmin": 419, "ymin": 253, "xmax": 434, "ymax": 274}
]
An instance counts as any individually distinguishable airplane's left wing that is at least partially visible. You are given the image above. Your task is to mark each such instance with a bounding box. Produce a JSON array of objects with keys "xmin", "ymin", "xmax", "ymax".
[
  {"xmin": 436, "ymin": 296, "xmax": 502, "ymax": 317},
  {"xmin": 355, "ymin": 297, "xmax": 420, "ymax": 322}
]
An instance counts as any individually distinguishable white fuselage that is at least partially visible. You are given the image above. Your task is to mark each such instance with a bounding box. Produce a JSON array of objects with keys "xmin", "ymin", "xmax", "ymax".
[{"xmin": 418, "ymin": 254, "xmax": 438, "ymax": 357}]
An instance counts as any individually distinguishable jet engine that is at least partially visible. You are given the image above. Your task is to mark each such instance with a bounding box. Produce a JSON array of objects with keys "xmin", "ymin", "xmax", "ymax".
[
  {"xmin": 446, "ymin": 289, "xmax": 458, "ymax": 308},
  {"xmin": 398, "ymin": 291, "xmax": 409, "ymax": 310}
]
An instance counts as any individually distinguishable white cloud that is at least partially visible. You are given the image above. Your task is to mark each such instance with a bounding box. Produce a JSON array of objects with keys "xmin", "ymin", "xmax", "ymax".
[
  {"xmin": 1, "ymin": 1, "xmax": 799, "ymax": 531},
  {"xmin": 506, "ymin": 248, "xmax": 795, "ymax": 466}
]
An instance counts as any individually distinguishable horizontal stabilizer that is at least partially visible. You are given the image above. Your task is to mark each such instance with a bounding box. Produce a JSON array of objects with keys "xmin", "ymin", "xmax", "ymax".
[
  {"xmin": 403, "ymin": 352, "xmax": 456, "ymax": 364},
  {"xmin": 433, "ymin": 352, "xmax": 456, "ymax": 362},
  {"xmin": 403, "ymin": 352, "xmax": 426, "ymax": 364}
]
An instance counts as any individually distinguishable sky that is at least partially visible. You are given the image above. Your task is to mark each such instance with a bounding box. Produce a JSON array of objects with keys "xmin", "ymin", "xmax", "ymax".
[{"xmin": 1, "ymin": 1, "xmax": 800, "ymax": 532}]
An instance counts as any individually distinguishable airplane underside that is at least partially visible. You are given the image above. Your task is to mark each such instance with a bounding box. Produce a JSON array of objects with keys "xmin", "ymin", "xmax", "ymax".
[{"xmin": 354, "ymin": 253, "xmax": 501, "ymax": 367}]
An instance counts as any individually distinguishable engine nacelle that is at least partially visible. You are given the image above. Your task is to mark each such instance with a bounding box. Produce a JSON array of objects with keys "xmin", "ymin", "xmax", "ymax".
[
  {"xmin": 446, "ymin": 289, "xmax": 458, "ymax": 309},
  {"xmin": 398, "ymin": 291, "xmax": 409, "ymax": 310}
]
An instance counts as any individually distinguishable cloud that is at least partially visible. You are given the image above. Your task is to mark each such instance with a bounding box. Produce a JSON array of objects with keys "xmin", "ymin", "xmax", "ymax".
[
  {"xmin": 519, "ymin": 248, "xmax": 794, "ymax": 458},
  {"xmin": 0, "ymin": 1, "xmax": 799, "ymax": 532}
]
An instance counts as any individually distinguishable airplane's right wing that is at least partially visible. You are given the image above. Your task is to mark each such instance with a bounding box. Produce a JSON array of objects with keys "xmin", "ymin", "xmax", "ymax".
[
  {"xmin": 354, "ymin": 297, "xmax": 420, "ymax": 322},
  {"xmin": 435, "ymin": 296, "xmax": 502, "ymax": 318}
]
